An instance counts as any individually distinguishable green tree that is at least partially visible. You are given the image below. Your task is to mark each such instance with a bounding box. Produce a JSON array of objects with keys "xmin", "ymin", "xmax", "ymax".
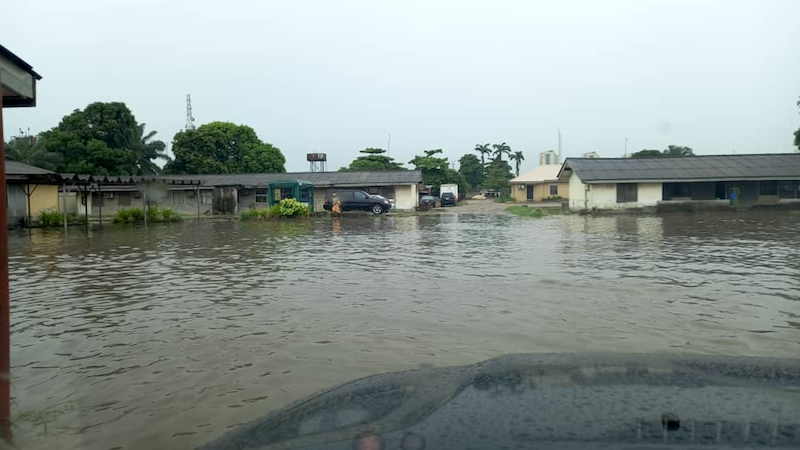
[
  {"xmin": 340, "ymin": 148, "xmax": 405, "ymax": 171},
  {"xmin": 458, "ymin": 154, "xmax": 485, "ymax": 189},
  {"xmin": 164, "ymin": 122, "xmax": 286, "ymax": 174},
  {"xmin": 630, "ymin": 149, "xmax": 664, "ymax": 158},
  {"xmin": 482, "ymin": 158, "xmax": 514, "ymax": 195},
  {"xmin": 663, "ymin": 145, "xmax": 694, "ymax": 157},
  {"xmin": 4, "ymin": 137, "xmax": 61, "ymax": 171},
  {"xmin": 474, "ymin": 143, "xmax": 491, "ymax": 167},
  {"xmin": 34, "ymin": 102, "xmax": 167, "ymax": 175},
  {"xmin": 409, "ymin": 149, "xmax": 468, "ymax": 195},
  {"xmin": 793, "ymin": 95, "xmax": 799, "ymax": 151},
  {"xmin": 491, "ymin": 142, "xmax": 511, "ymax": 162},
  {"xmin": 128, "ymin": 124, "xmax": 169, "ymax": 174},
  {"xmin": 510, "ymin": 150, "xmax": 525, "ymax": 176}
]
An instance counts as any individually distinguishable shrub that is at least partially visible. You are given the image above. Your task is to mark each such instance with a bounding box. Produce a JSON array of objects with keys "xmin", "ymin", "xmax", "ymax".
[
  {"xmin": 506, "ymin": 206, "xmax": 563, "ymax": 218},
  {"xmin": 37, "ymin": 210, "xmax": 62, "ymax": 227},
  {"xmin": 113, "ymin": 208, "xmax": 132, "ymax": 223},
  {"xmin": 146, "ymin": 205, "xmax": 161, "ymax": 221},
  {"xmin": 278, "ymin": 198, "xmax": 310, "ymax": 218},
  {"xmin": 129, "ymin": 208, "xmax": 144, "ymax": 222},
  {"xmin": 267, "ymin": 204, "xmax": 282, "ymax": 218},
  {"xmin": 113, "ymin": 207, "xmax": 145, "ymax": 223},
  {"xmin": 159, "ymin": 207, "xmax": 182, "ymax": 222},
  {"xmin": 241, "ymin": 208, "xmax": 270, "ymax": 220}
]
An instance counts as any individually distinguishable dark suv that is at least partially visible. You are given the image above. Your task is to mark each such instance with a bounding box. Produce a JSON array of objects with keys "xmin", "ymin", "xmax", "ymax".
[
  {"xmin": 440, "ymin": 192, "xmax": 457, "ymax": 206},
  {"xmin": 324, "ymin": 190, "xmax": 391, "ymax": 214}
]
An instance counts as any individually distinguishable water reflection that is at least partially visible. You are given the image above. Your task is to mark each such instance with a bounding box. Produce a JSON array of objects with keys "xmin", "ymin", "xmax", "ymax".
[{"xmin": 7, "ymin": 212, "xmax": 800, "ymax": 449}]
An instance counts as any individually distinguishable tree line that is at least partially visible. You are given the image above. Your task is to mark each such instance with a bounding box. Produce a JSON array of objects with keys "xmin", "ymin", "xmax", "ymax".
[
  {"xmin": 338, "ymin": 143, "xmax": 521, "ymax": 195},
  {"xmin": 4, "ymin": 102, "xmax": 287, "ymax": 175}
]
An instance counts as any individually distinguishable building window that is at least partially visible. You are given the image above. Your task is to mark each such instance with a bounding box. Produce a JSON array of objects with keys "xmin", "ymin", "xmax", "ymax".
[
  {"xmin": 173, "ymin": 191, "xmax": 185, "ymax": 205},
  {"xmin": 759, "ymin": 181, "xmax": 778, "ymax": 196},
  {"xmin": 616, "ymin": 183, "xmax": 638, "ymax": 203},
  {"xmin": 255, "ymin": 188, "xmax": 269, "ymax": 203},
  {"xmin": 550, "ymin": 185, "xmax": 558, "ymax": 196},
  {"xmin": 778, "ymin": 181, "xmax": 796, "ymax": 199},
  {"xmin": 201, "ymin": 191, "xmax": 212, "ymax": 204}
]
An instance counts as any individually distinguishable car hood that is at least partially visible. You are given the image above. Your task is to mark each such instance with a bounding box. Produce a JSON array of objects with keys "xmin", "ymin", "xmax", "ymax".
[{"xmin": 198, "ymin": 353, "xmax": 800, "ymax": 449}]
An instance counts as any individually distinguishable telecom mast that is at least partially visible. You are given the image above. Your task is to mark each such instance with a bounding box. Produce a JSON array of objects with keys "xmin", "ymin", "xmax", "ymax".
[{"xmin": 185, "ymin": 94, "xmax": 196, "ymax": 130}]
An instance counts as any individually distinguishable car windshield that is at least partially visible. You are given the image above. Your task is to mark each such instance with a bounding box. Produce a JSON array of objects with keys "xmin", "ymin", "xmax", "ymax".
[{"xmin": 2, "ymin": 2, "xmax": 800, "ymax": 450}]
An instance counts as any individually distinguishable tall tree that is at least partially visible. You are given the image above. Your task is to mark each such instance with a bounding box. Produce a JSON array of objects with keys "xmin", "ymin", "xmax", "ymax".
[
  {"xmin": 482, "ymin": 158, "xmax": 514, "ymax": 195},
  {"xmin": 630, "ymin": 149, "xmax": 664, "ymax": 159},
  {"xmin": 458, "ymin": 154, "xmax": 485, "ymax": 189},
  {"xmin": 4, "ymin": 137, "xmax": 61, "ymax": 171},
  {"xmin": 794, "ymin": 96, "xmax": 799, "ymax": 152},
  {"xmin": 474, "ymin": 143, "xmax": 491, "ymax": 167},
  {"xmin": 492, "ymin": 142, "xmax": 511, "ymax": 162},
  {"xmin": 34, "ymin": 102, "xmax": 166, "ymax": 175},
  {"xmin": 409, "ymin": 149, "xmax": 468, "ymax": 195},
  {"xmin": 164, "ymin": 122, "xmax": 286, "ymax": 174},
  {"xmin": 340, "ymin": 148, "xmax": 404, "ymax": 171},
  {"xmin": 664, "ymin": 145, "xmax": 694, "ymax": 157},
  {"xmin": 126, "ymin": 124, "xmax": 169, "ymax": 174},
  {"xmin": 509, "ymin": 151, "xmax": 525, "ymax": 176}
]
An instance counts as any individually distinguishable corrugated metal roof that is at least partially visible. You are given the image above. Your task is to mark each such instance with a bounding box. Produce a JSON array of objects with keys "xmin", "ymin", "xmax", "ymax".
[
  {"xmin": 561, "ymin": 154, "xmax": 800, "ymax": 183},
  {"xmin": 157, "ymin": 170, "xmax": 422, "ymax": 187},
  {"xmin": 4, "ymin": 160, "xmax": 54, "ymax": 175}
]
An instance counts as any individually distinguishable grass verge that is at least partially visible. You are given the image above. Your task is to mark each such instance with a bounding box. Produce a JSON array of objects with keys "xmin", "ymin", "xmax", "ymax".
[{"xmin": 506, "ymin": 206, "xmax": 564, "ymax": 218}]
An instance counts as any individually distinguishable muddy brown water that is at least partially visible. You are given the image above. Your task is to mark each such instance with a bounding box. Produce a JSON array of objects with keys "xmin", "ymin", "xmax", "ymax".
[{"xmin": 8, "ymin": 209, "xmax": 800, "ymax": 449}]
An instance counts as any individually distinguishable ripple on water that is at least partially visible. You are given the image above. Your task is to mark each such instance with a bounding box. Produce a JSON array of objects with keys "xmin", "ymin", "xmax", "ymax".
[{"xmin": 7, "ymin": 212, "xmax": 800, "ymax": 449}]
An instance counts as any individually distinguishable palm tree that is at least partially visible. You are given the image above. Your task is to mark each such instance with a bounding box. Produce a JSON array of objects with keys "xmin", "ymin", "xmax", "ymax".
[
  {"xmin": 4, "ymin": 137, "xmax": 62, "ymax": 171},
  {"xmin": 492, "ymin": 142, "xmax": 511, "ymax": 162},
  {"xmin": 127, "ymin": 124, "xmax": 170, "ymax": 174},
  {"xmin": 510, "ymin": 151, "xmax": 525, "ymax": 176},
  {"xmin": 663, "ymin": 145, "xmax": 694, "ymax": 157},
  {"xmin": 474, "ymin": 143, "xmax": 491, "ymax": 167}
]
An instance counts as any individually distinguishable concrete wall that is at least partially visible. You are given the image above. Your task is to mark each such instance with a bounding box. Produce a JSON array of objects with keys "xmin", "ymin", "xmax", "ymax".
[
  {"xmin": 89, "ymin": 188, "xmax": 213, "ymax": 217},
  {"xmin": 512, "ymin": 182, "xmax": 569, "ymax": 202},
  {"xmin": 567, "ymin": 176, "xmax": 662, "ymax": 211},
  {"xmin": 6, "ymin": 183, "xmax": 60, "ymax": 225},
  {"xmin": 568, "ymin": 173, "xmax": 587, "ymax": 210},
  {"xmin": 395, "ymin": 184, "xmax": 417, "ymax": 210}
]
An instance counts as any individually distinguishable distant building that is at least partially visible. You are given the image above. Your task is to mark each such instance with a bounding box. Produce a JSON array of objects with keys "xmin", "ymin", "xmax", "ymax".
[
  {"xmin": 5, "ymin": 161, "xmax": 60, "ymax": 227},
  {"xmin": 582, "ymin": 151, "xmax": 600, "ymax": 158},
  {"xmin": 557, "ymin": 153, "xmax": 800, "ymax": 212},
  {"xmin": 539, "ymin": 150, "xmax": 559, "ymax": 166}
]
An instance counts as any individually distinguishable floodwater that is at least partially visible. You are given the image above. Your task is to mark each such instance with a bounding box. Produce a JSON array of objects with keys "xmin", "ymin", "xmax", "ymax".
[{"xmin": 8, "ymin": 207, "xmax": 800, "ymax": 449}]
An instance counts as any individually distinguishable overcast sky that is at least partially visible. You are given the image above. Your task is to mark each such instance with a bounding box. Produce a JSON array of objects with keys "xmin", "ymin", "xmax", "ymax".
[{"xmin": 3, "ymin": 0, "xmax": 800, "ymax": 173}]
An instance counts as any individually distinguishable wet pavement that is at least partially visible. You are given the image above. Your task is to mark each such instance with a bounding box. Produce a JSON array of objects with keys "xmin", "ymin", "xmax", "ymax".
[{"xmin": 8, "ymin": 209, "xmax": 800, "ymax": 449}]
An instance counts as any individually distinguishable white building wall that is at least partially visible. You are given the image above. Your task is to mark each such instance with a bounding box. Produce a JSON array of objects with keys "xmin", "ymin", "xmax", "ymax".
[
  {"xmin": 568, "ymin": 173, "xmax": 587, "ymax": 211},
  {"xmin": 394, "ymin": 184, "xmax": 418, "ymax": 210},
  {"xmin": 567, "ymin": 175, "xmax": 663, "ymax": 211}
]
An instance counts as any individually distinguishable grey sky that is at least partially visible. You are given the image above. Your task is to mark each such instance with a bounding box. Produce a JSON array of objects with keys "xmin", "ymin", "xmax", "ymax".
[{"xmin": 3, "ymin": 0, "xmax": 800, "ymax": 173}]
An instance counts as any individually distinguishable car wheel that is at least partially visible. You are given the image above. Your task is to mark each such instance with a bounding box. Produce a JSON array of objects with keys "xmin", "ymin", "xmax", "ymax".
[{"xmin": 371, "ymin": 204, "xmax": 384, "ymax": 215}]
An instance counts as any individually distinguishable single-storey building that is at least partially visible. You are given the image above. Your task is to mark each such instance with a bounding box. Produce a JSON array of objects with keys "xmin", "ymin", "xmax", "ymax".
[
  {"xmin": 81, "ymin": 170, "xmax": 422, "ymax": 218},
  {"xmin": 510, "ymin": 164, "xmax": 569, "ymax": 202},
  {"xmin": 5, "ymin": 160, "xmax": 60, "ymax": 226},
  {"xmin": 558, "ymin": 153, "xmax": 800, "ymax": 212}
]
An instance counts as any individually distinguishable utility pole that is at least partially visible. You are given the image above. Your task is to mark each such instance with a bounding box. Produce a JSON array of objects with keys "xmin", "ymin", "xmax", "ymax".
[
  {"xmin": 387, "ymin": 133, "xmax": 391, "ymax": 155},
  {"xmin": 624, "ymin": 137, "xmax": 628, "ymax": 157},
  {"xmin": 185, "ymin": 94, "xmax": 196, "ymax": 131}
]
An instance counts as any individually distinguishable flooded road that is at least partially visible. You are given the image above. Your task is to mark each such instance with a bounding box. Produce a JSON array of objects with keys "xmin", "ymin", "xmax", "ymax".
[{"xmin": 8, "ymin": 207, "xmax": 800, "ymax": 449}]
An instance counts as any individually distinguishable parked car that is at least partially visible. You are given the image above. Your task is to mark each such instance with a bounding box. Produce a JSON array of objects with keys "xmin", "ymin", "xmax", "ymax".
[
  {"xmin": 419, "ymin": 195, "xmax": 436, "ymax": 209},
  {"xmin": 440, "ymin": 192, "xmax": 457, "ymax": 206},
  {"xmin": 324, "ymin": 190, "xmax": 391, "ymax": 214}
]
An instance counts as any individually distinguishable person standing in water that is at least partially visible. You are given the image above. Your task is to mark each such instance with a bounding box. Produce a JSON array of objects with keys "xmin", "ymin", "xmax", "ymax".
[{"xmin": 332, "ymin": 193, "xmax": 342, "ymax": 216}]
